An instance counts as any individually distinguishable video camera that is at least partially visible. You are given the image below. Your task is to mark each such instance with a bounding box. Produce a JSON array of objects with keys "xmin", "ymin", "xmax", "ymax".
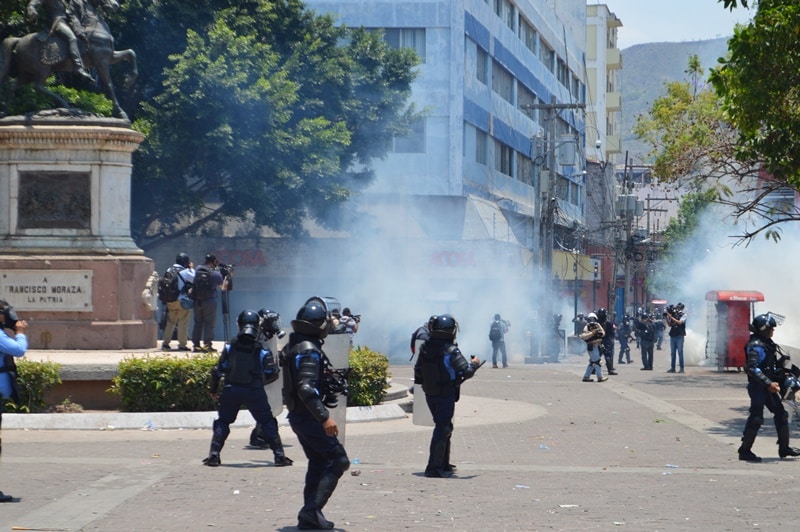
[
  {"xmin": 217, "ymin": 263, "xmax": 234, "ymax": 278},
  {"xmin": 352, "ymin": 314, "xmax": 361, "ymax": 323},
  {"xmin": 2, "ymin": 305, "xmax": 18, "ymax": 330},
  {"xmin": 257, "ymin": 308, "xmax": 285, "ymax": 340}
]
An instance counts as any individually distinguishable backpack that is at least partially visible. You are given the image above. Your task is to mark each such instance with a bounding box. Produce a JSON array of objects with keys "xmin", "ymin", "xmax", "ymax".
[
  {"xmin": 489, "ymin": 321, "xmax": 503, "ymax": 341},
  {"xmin": 191, "ymin": 266, "xmax": 214, "ymax": 301},
  {"xmin": 157, "ymin": 266, "xmax": 181, "ymax": 303}
]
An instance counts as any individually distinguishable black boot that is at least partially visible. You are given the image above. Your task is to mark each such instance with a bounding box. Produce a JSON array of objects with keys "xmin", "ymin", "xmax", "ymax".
[
  {"xmin": 297, "ymin": 473, "xmax": 338, "ymax": 529},
  {"xmin": 203, "ymin": 433, "xmax": 225, "ymax": 466},
  {"xmin": 738, "ymin": 423, "xmax": 761, "ymax": 462},
  {"xmin": 777, "ymin": 425, "xmax": 800, "ymax": 458}
]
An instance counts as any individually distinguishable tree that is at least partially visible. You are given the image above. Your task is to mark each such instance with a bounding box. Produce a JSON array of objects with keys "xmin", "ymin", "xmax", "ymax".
[
  {"xmin": 115, "ymin": 1, "xmax": 419, "ymax": 248},
  {"xmin": 633, "ymin": 55, "xmax": 744, "ymax": 188},
  {"xmin": 711, "ymin": 0, "xmax": 800, "ymax": 187}
]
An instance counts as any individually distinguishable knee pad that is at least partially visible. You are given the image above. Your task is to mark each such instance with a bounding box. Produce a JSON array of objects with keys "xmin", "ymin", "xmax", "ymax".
[{"xmin": 332, "ymin": 443, "xmax": 350, "ymax": 474}]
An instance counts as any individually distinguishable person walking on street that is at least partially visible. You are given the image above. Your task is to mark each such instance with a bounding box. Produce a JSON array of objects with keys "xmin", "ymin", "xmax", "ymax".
[
  {"xmin": 596, "ymin": 308, "xmax": 617, "ymax": 375},
  {"xmin": 580, "ymin": 313, "xmax": 607, "ymax": 382},
  {"xmin": 489, "ymin": 313, "xmax": 510, "ymax": 368},
  {"xmin": 416, "ymin": 314, "xmax": 482, "ymax": 477},
  {"xmin": 0, "ymin": 300, "xmax": 28, "ymax": 503},
  {"xmin": 635, "ymin": 313, "xmax": 656, "ymax": 371},
  {"xmin": 617, "ymin": 315, "xmax": 633, "ymax": 364},
  {"xmin": 738, "ymin": 314, "xmax": 800, "ymax": 462},
  {"xmin": 282, "ymin": 298, "xmax": 350, "ymax": 530},
  {"xmin": 666, "ymin": 303, "xmax": 687, "ymax": 372}
]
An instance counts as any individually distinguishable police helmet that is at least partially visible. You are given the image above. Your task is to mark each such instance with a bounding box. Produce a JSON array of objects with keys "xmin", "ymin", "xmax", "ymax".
[
  {"xmin": 175, "ymin": 252, "xmax": 191, "ymax": 268},
  {"xmin": 494, "ymin": 313, "xmax": 501, "ymax": 321},
  {"xmin": 428, "ymin": 314, "xmax": 458, "ymax": 340},
  {"xmin": 752, "ymin": 313, "xmax": 777, "ymax": 333},
  {"xmin": 596, "ymin": 308, "xmax": 608, "ymax": 322},
  {"xmin": 237, "ymin": 309, "xmax": 260, "ymax": 339},
  {"xmin": 291, "ymin": 298, "xmax": 330, "ymax": 338},
  {"xmin": 258, "ymin": 308, "xmax": 284, "ymax": 338}
]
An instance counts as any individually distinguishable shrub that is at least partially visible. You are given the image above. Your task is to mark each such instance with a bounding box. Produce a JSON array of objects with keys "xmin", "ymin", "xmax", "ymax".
[
  {"xmin": 347, "ymin": 346, "xmax": 390, "ymax": 407},
  {"xmin": 109, "ymin": 354, "xmax": 217, "ymax": 412},
  {"xmin": 3, "ymin": 359, "xmax": 62, "ymax": 413}
]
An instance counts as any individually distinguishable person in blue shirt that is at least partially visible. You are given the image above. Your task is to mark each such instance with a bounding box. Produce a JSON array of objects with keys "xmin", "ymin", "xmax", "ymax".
[
  {"xmin": 202, "ymin": 309, "xmax": 292, "ymax": 468},
  {"xmin": 0, "ymin": 299, "xmax": 28, "ymax": 503}
]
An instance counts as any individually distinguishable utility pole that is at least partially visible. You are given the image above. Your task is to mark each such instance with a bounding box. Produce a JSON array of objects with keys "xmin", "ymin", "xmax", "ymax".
[{"xmin": 521, "ymin": 96, "xmax": 585, "ymax": 359}]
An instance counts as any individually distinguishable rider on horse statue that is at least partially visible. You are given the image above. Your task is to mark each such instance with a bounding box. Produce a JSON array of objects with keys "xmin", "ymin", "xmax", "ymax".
[{"xmin": 26, "ymin": 0, "xmax": 94, "ymax": 82}]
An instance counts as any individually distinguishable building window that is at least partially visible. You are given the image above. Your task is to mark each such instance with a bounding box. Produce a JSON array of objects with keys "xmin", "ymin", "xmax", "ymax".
[
  {"xmin": 517, "ymin": 152, "xmax": 532, "ymax": 185},
  {"xmin": 518, "ymin": 84, "xmax": 537, "ymax": 122},
  {"xmin": 384, "ymin": 28, "xmax": 426, "ymax": 62},
  {"xmin": 492, "ymin": 60, "xmax": 514, "ymax": 103},
  {"xmin": 494, "ymin": 139, "xmax": 513, "ymax": 177},
  {"xmin": 519, "ymin": 17, "xmax": 536, "ymax": 54},
  {"xmin": 476, "ymin": 46, "xmax": 488, "ymax": 84},
  {"xmin": 476, "ymin": 129, "xmax": 488, "ymax": 165},
  {"xmin": 539, "ymin": 40, "xmax": 554, "ymax": 73},
  {"xmin": 494, "ymin": 0, "xmax": 514, "ymax": 30},
  {"xmin": 392, "ymin": 118, "xmax": 425, "ymax": 153}
]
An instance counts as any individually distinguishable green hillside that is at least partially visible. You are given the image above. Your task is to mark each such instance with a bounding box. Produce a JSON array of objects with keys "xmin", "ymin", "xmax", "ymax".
[{"xmin": 619, "ymin": 37, "xmax": 730, "ymax": 162}]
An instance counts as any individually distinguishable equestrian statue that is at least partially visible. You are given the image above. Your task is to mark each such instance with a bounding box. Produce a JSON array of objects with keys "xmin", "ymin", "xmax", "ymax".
[{"xmin": 0, "ymin": 0, "xmax": 137, "ymax": 121}]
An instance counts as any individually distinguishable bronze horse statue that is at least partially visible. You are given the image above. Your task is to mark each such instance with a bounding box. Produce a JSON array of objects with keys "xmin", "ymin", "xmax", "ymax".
[{"xmin": 0, "ymin": 0, "xmax": 137, "ymax": 120}]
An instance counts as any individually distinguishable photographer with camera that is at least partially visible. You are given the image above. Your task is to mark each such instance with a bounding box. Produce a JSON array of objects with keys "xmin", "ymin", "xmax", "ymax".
[
  {"xmin": 339, "ymin": 307, "xmax": 359, "ymax": 335},
  {"xmin": 665, "ymin": 303, "xmax": 687, "ymax": 373},
  {"xmin": 191, "ymin": 254, "xmax": 229, "ymax": 353},
  {"xmin": 738, "ymin": 314, "xmax": 800, "ymax": 462},
  {"xmin": 0, "ymin": 299, "xmax": 29, "ymax": 503}
]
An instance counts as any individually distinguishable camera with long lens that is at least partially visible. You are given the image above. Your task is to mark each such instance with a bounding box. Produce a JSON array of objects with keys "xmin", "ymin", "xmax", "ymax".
[
  {"xmin": 217, "ymin": 263, "xmax": 234, "ymax": 278},
  {"xmin": 258, "ymin": 309, "xmax": 285, "ymax": 340},
  {"xmin": 2, "ymin": 306, "xmax": 19, "ymax": 330}
]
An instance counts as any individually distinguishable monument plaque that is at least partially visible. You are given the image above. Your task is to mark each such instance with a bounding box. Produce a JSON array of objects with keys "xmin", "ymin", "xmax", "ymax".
[
  {"xmin": 18, "ymin": 172, "xmax": 91, "ymax": 230},
  {"xmin": 1, "ymin": 270, "xmax": 93, "ymax": 311}
]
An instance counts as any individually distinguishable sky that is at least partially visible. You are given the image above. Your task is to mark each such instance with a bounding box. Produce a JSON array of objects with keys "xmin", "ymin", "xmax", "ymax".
[{"xmin": 600, "ymin": 0, "xmax": 754, "ymax": 49}]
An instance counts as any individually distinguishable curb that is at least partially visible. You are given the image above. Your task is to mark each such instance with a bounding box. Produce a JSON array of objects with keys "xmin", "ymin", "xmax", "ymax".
[{"xmin": 2, "ymin": 401, "xmax": 410, "ymax": 431}]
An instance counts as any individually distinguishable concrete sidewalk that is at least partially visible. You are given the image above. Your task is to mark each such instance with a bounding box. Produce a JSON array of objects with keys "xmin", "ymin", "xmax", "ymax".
[{"xmin": 4, "ymin": 351, "xmax": 800, "ymax": 531}]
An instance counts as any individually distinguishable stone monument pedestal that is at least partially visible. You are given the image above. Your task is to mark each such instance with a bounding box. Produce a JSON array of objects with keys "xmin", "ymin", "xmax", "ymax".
[{"xmin": 0, "ymin": 114, "xmax": 156, "ymax": 350}]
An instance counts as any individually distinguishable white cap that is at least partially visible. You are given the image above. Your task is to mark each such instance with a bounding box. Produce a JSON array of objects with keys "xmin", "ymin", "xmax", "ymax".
[{"xmin": 587, "ymin": 312, "xmax": 597, "ymax": 320}]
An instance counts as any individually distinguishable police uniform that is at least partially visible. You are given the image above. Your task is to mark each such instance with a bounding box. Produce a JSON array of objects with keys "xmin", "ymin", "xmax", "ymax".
[
  {"xmin": 739, "ymin": 314, "xmax": 800, "ymax": 462},
  {"xmin": 283, "ymin": 299, "xmax": 349, "ymax": 530},
  {"xmin": 203, "ymin": 310, "xmax": 291, "ymax": 467},
  {"xmin": 415, "ymin": 314, "xmax": 480, "ymax": 478}
]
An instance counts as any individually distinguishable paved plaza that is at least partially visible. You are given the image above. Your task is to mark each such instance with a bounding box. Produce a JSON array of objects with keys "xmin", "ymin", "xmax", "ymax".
[{"xmin": 2, "ymin": 351, "xmax": 800, "ymax": 531}]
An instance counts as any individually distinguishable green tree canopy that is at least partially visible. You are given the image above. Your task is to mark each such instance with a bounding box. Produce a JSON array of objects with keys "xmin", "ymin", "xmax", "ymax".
[
  {"xmin": 117, "ymin": 1, "xmax": 419, "ymax": 248},
  {"xmin": 711, "ymin": 0, "xmax": 800, "ymax": 185}
]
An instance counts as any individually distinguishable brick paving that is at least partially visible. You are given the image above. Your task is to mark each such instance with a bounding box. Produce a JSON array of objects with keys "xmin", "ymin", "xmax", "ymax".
[{"xmin": 2, "ymin": 352, "xmax": 800, "ymax": 531}]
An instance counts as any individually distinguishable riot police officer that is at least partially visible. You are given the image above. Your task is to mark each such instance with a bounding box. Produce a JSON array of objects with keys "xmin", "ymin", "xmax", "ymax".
[
  {"xmin": 202, "ymin": 310, "xmax": 292, "ymax": 467},
  {"xmin": 415, "ymin": 314, "xmax": 481, "ymax": 478},
  {"xmin": 283, "ymin": 298, "xmax": 349, "ymax": 530},
  {"xmin": 596, "ymin": 308, "xmax": 617, "ymax": 375},
  {"xmin": 739, "ymin": 314, "xmax": 800, "ymax": 462}
]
